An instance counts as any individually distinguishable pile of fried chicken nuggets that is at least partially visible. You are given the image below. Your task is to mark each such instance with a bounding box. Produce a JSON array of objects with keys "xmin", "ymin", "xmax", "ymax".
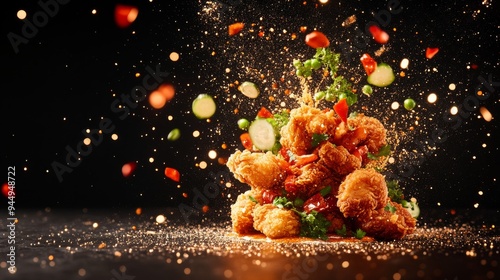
[{"xmin": 227, "ymin": 104, "xmax": 416, "ymax": 240}]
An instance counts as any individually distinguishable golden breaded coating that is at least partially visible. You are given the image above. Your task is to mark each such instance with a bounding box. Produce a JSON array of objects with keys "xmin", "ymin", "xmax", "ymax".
[
  {"xmin": 290, "ymin": 161, "xmax": 338, "ymax": 198},
  {"xmin": 253, "ymin": 204, "xmax": 300, "ymax": 238},
  {"xmin": 230, "ymin": 190, "xmax": 258, "ymax": 234},
  {"xmin": 356, "ymin": 201, "xmax": 416, "ymax": 240},
  {"xmin": 337, "ymin": 168, "xmax": 388, "ymax": 218},
  {"xmin": 318, "ymin": 142, "xmax": 361, "ymax": 176},
  {"xmin": 347, "ymin": 114, "xmax": 387, "ymax": 153},
  {"xmin": 226, "ymin": 150, "xmax": 286, "ymax": 189},
  {"xmin": 280, "ymin": 105, "xmax": 341, "ymax": 155}
]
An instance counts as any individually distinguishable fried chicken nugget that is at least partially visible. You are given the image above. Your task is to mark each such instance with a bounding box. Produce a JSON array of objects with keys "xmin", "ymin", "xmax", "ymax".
[
  {"xmin": 226, "ymin": 149, "xmax": 286, "ymax": 189},
  {"xmin": 357, "ymin": 201, "xmax": 416, "ymax": 240},
  {"xmin": 347, "ymin": 114, "xmax": 387, "ymax": 152},
  {"xmin": 318, "ymin": 142, "xmax": 361, "ymax": 176},
  {"xmin": 280, "ymin": 105, "xmax": 341, "ymax": 155},
  {"xmin": 290, "ymin": 161, "xmax": 339, "ymax": 198},
  {"xmin": 231, "ymin": 190, "xmax": 258, "ymax": 234},
  {"xmin": 336, "ymin": 168, "xmax": 388, "ymax": 218},
  {"xmin": 253, "ymin": 204, "xmax": 300, "ymax": 238}
]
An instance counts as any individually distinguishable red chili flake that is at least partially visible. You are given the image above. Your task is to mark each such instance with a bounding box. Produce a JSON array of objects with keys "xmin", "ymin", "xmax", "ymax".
[
  {"xmin": 425, "ymin": 47, "xmax": 439, "ymax": 59},
  {"xmin": 368, "ymin": 25, "xmax": 389, "ymax": 44}
]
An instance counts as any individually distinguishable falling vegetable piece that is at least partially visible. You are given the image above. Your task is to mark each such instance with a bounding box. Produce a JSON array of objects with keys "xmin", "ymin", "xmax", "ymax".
[
  {"xmin": 360, "ymin": 53, "xmax": 377, "ymax": 76},
  {"xmin": 239, "ymin": 81, "xmax": 260, "ymax": 98},
  {"xmin": 256, "ymin": 107, "xmax": 273, "ymax": 118},
  {"xmin": 367, "ymin": 63, "xmax": 395, "ymax": 87},
  {"xmin": 121, "ymin": 162, "xmax": 137, "ymax": 177},
  {"xmin": 368, "ymin": 25, "xmax": 389, "ymax": 44},
  {"xmin": 239, "ymin": 132, "xmax": 253, "ymax": 150},
  {"xmin": 237, "ymin": 118, "xmax": 250, "ymax": 130},
  {"xmin": 192, "ymin": 94, "xmax": 216, "ymax": 119},
  {"xmin": 362, "ymin": 85, "xmax": 373, "ymax": 96},
  {"xmin": 114, "ymin": 4, "xmax": 139, "ymax": 28},
  {"xmin": 164, "ymin": 167, "xmax": 180, "ymax": 182},
  {"xmin": 228, "ymin": 22, "xmax": 244, "ymax": 36},
  {"xmin": 333, "ymin": 98, "xmax": 349, "ymax": 123},
  {"xmin": 1, "ymin": 183, "xmax": 11, "ymax": 198},
  {"xmin": 425, "ymin": 47, "xmax": 439, "ymax": 59},
  {"xmin": 248, "ymin": 119, "xmax": 276, "ymax": 151},
  {"xmin": 404, "ymin": 98, "xmax": 416, "ymax": 110},
  {"xmin": 167, "ymin": 128, "xmax": 181, "ymax": 141},
  {"xmin": 305, "ymin": 31, "xmax": 330, "ymax": 48}
]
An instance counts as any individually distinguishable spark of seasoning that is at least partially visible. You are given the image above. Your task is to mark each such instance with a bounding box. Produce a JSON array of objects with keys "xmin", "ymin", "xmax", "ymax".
[
  {"xmin": 427, "ymin": 93, "xmax": 437, "ymax": 104},
  {"xmin": 479, "ymin": 107, "xmax": 492, "ymax": 122},
  {"xmin": 17, "ymin": 10, "xmax": 27, "ymax": 20}
]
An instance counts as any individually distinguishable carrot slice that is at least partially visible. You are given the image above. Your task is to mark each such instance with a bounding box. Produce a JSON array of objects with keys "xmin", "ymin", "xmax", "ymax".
[{"xmin": 228, "ymin": 22, "xmax": 244, "ymax": 36}]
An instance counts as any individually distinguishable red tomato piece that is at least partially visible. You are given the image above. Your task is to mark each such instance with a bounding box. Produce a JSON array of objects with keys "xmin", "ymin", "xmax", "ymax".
[
  {"xmin": 261, "ymin": 190, "xmax": 280, "ymax": 204},
  {"xmin": 352, "ymin": 145, "xmax": 369, "ymax": 162},
  {"xmin": 425, "ymin": 47, "xmax": 439, "ymax": 59},
  {"xmin": 164, "ymin": 167, "xmax": 180, "ymax": 182},
  {"xmin": 121, "ymin": 162, "xmax": 137, "ymax": 177},
  {"xmin": 305, "ymin": 31, "xmax": 330, "ymax": 48},
  {"xmin": 240, "ymin": 132, "xmax": 253, "ymax": 150},
  {"xmin": 256, "ymin": 107, "xmax": 273, "ymax": 118},
  {"xmin": 2, "ymin": 183, "xmax": 11, "ymax": 198},
  {"xmin": 303, "ymin": 193, "xmax": 328, "ymax": 213},
  {"xmin": 368, "ymin": 25, "xmax": 389, "ymax": 44},
  {"xmin": 114, "ymin": 4, "xmax": 139, "ymax": 28},
  {"xmin": 333, "ymin": 98, "xmax": 349, "ymax": 124},
  {"xmin": 228, "ymin": 22, "xmax": 244, "ymax": 36},
  {"xmin": 284, "ymin": 175, "xmax": 299, "ymax": 195},
  {"xmin": 360, "ymin": 53, "xmax": 377, "ymax": 75}
]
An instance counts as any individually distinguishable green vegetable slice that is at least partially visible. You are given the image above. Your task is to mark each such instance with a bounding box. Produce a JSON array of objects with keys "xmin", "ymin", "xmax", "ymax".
[
  {"xmin": 402, "ymin": 199, "xmax": 420, "ymax": 218},
  {"xmin": 240, "ymin": 81, "xmax": 260, "ymax": 98},
  {"xmin": 192, "ymin": 94, "xmax": 216, "ymax": 119},
  {"xmin": 367, "ymin": 63, "xmax": 395, "ymax": 87},
  {"xmin": 248, "ymin": 119, "xmax": 276, "ymax": 151}
]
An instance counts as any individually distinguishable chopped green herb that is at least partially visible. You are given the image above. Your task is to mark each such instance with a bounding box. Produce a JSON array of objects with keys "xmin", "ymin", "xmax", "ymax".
[
  {"xmin": 387, "ymin": 180, "xmax": 404, "ymax": 204},
  {"xmin": 367, "ymin": 144, "xmax": 391, "ymax": 159},
  {"xmin": 272, "ymin": 196, "xmax": 331, "ymax": 240},
  {"xmin": 353, "ymin": 229, "xmax": 366, "ymax": 239},
  {"xmin": 248, "ymin": 195, "xmax": 258, "ymax": 204},
  {"xmin": 335, "ymin": 224, "xmax": 347, "ymax": 237},
  {"xmin": 384, "ymin": 203, "xmax": 396, "ymax": 213},
  {"xmin": 296, "ymin": 210, "xmax": 331, "ymax": 240},
  {"xmin": 293, "ymin": 197, "xmax": 304, "ymax": 208},
  {"xmin": 319, "ymin": 185, "xmax": 332, "ymax": 197},
  {"xmin": 311, "ymin": 133, "xmax": 329, "ymax": 148}
]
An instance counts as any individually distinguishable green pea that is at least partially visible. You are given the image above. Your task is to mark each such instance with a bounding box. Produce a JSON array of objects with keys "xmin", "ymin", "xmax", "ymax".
[
  {"xmin": 325, "ymin": 92, "xmax": 335, "ymax": 101},
  {"xmin": 304, "ymin": 59, "xmax": 312, "ymax": 69},
  {"xmin": 362, "ymin": 85, "xmax": 373, "ymax": 96},
  {"xmin": 404, "ymin": 98, "xmax": 416, "ymax": 110},
  {"xmin": 314, "ymin": 91, "xmax": 326, "ymax": 100},
  {"xmin": 311, "ymin": 58, "xmax": 321, "ymax": 70},
  {"xmin": 237, "ymin": 118, "xmax": 250, "ymax": 130}
]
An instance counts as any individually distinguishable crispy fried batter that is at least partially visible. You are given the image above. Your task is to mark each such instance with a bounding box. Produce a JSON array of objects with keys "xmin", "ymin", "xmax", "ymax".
[
  {"xmin": 280, "ymin": 105, "xmax": 341, "ymax": 155},
  {"xmin": 357, "ymin": 201, "xmax": 417, "ymax": 240},
  {"xmin": 252, "ymin": 204, "xmax": 301, "ymax": 238},
  {"xmin": 290, "ymin": 161, "xmax": 339, "ymax": 198},
  {"xmin": 230, "ymin": 190, "xmax": 258, "ymax": 234},
  {"xmin": 347, "ymin": 114, "xmax": 387, "ymax": 152},
  {"xmin": 337, "ymin": 168, "xmax": 388, "ymax": 218},
  {"xmin": 226, "ymin": 150, "xmax": 286, "ymax": 189},
  {"xmin": 318, "ymin": 142, "xmax": 361, "ymax": 176}
]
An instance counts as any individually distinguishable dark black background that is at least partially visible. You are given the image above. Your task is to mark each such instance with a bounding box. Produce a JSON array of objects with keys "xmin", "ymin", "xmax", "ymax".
[{"xmin": 2, "ymin": 0, "xmax": 499, "ymax": 213}]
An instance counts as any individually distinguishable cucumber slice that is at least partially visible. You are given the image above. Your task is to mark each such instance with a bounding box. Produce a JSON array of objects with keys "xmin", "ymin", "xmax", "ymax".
[
  {"xmin": 402, "ymin": 199, "xmax": 420, "ymax": 218},
  {"xmin": 248, "ymin": 119, "xmax": 276, "ymax": 150},
  {"xmin": 239, "ymin": 81, "xmax": 260, "ymax": 98},
  {"xmin": 192, "ymin": 94, "xmax": 216, "ymax": 119},
  {"xmin": 367, "ymin": 63, "xmax": 395, "ymax": 87}
]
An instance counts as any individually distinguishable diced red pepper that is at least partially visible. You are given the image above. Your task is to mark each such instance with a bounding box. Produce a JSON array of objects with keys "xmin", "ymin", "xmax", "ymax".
[
  {"xmin": 303, "ymin": 193, "xmax": 337, "ymax": 214},
  {"xmin": 425, "ymin": 47, "xmax": 439, "ymax": 59},
  {"xmin": 114, "ymin": 5, "xmax": 139, "ymax": 28},
  {"xmin": 352, "ymin": 145, "xmax": 369, "ymax": 162},
  {"xmin": 360, "ymin": 53, "xmax": 377, "ymax": 75},
  {"xmin": 228, "ymin": 22, "xmax": 244, "ymax": 36},
  {"xmin": 333, "ymin": 98, "xmax": 349, "ymax": 124},
  {"xmin": 164, "ymin": 167, "xmax": 180, "ymax": 182},
  {"xmin": 240, "ymin": 133, "xmax": 253, "ymax": 150},
  {"xmin": 261, "ymin": 190, "xmax": 280, "ymax": 204},
  {"xmin": 257, "ymin": 107, "xmax": 273, "ymax": 118},
  {"xmin": 305, "ymin": 31, "xmax": 330, "ymax": 48},
  {"xmin": 284, "ymin": 175, "xmax": 299, "ymax": 194},
  {"xmin": 368, "ymin": 25, "xmax": 389, "ymax": 44}
]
